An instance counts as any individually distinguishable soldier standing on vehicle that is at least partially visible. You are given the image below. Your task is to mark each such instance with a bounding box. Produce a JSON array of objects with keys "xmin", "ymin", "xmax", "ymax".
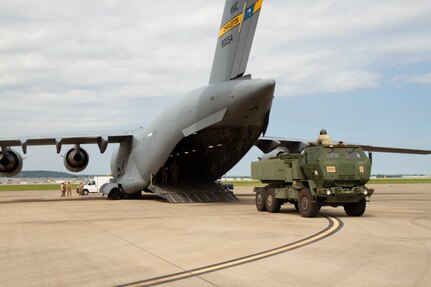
[
  {"xmin": 316, "ymin": 129, "xmax": 333, "ymax": 146},
  {"xmin": 66, "ymin": 181, "xmax": 72, "ymax": 197},
  {"xmin": 60, "ymin": 182, "xmax": 66, "ymax": 197}
]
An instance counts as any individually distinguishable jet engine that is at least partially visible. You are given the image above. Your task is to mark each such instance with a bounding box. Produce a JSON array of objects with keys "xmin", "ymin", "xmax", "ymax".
[
  {"xmin": 0, "ymin": 149, "xmax": 23, "ymax": 177},
  {"xmin": 64, "ymin": 147, "xmax": 89, "ymax": 172}
]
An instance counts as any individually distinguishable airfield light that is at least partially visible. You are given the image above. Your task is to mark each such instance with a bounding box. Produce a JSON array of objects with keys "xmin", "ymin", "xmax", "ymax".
[
  {"xmin": 192, "ymin": 150, "xmax": 197, "ymax": 153},
  {"xmin": 208, "ymin": 145, "xmax": 214, "ymax": 149},
  {"xmin": 184, "ymin": 151, "xmax": 189, "ymax": 154},
  {"xmin": 217, "ymin": 144, "xmax": 223, "ymax": 147}
]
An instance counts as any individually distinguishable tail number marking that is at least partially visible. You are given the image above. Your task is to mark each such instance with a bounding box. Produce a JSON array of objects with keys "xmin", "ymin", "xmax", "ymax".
[{"xmin": 221, "ymin": 34, "xmax": 234, "ymax": 48}]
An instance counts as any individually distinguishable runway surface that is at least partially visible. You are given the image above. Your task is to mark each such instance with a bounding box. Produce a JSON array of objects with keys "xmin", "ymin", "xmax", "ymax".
[{"xmin": 0, "ymin": 184, "xmax": 430, "ymax": 286}]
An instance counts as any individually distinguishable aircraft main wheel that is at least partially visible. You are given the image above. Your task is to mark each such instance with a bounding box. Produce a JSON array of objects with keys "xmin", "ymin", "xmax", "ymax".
[
  {"xmin": 265, "ymin": 189, "xmax": 281, "ymax": 213},
  {"xmin": 255, "ymin": 189, "xmax": 267, "ymax": 212},
  {"xmin": 83, "ymin": 189, "xmax": 89, "ymax": 196},
  {"xmin": 298, "ymin": 189, "xmax": 321, "ymax": 217},
  {"xmin": 344, "ymin": 198, "xmax": 366, "ymax": 216},
  {"xmin": 109, "ymin": 188, "xmax": 120, "ymax": 200}
]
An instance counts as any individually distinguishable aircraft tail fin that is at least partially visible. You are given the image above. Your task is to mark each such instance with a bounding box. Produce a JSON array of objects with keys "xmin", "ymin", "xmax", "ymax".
[{"xmin": 209, "ymin": 0, "xmax": 263, "ymax": 84}]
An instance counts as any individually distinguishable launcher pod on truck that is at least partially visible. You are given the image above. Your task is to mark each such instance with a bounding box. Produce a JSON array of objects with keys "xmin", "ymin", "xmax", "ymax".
[{"xmin": 251, "ymin": 144, "xmax": 374, "ymax": 217}]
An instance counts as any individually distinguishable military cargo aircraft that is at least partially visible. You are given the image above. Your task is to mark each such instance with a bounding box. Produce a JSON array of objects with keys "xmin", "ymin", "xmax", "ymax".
[{"xmin": 0, "ymin": 0, "xmax": 274, "ymax": 202}]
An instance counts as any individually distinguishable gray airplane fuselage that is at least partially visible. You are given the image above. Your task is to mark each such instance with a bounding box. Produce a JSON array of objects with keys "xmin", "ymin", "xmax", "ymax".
[{"xmin": 111, "ymin": 78, "xmax": 275, "ymax": 194}]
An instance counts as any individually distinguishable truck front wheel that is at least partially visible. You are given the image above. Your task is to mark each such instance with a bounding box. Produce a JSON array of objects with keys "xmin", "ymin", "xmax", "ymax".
[
  {"xmin": 83, "ymin": 189, "xmax": 89, "ymax": 195},
  {"xmin": 298, "ymin": 189, "xmax": 321, "ymax": 217},
  {"xmin": 344, "ymin": 198, "xmax": 366, "ymax": 216},
  {"xmin": 266, "ymin": 189, "xmax": 281, "ymax": 213},
  {"xmin": 255, "ymin": 190, "xmax": 267, "ymax": 212}
]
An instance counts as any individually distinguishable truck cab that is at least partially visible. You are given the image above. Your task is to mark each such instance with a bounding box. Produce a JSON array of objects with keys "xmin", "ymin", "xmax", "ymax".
[{"xmin": 301, "ymin": 145, "xmax": 371, "ymax": 189}]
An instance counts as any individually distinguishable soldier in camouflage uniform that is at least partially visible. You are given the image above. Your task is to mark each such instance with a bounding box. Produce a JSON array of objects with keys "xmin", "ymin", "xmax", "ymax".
[{"xmin": 316, "ymin": 129, "xmax": 333, "ymax": 146}]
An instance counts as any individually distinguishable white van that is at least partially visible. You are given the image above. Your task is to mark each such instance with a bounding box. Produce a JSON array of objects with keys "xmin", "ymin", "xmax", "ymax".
[{"xmin": 82, "ymin": 176, "xmax": 113, "ymax": 195}]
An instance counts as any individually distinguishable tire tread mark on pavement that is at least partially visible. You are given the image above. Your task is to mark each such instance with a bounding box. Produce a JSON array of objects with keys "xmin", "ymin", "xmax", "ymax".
[{"xmin": 118, "ymin": 213, "xmax": 343, "ymax": 287}]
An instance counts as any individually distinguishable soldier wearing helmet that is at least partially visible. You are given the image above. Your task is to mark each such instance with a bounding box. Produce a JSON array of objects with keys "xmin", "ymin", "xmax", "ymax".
[{"xmin": 316, "ymin": 129, "xmax": 333, "ymax": 146}]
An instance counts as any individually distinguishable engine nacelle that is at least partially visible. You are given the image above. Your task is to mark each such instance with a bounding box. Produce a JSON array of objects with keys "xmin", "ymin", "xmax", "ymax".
[
  {"xmin": 64, "ymin": 147, "xmax": 89, "ymax": 172},
  {"xmin": 0, "ymin": 149, "xmax": 23, "ymax": 177}
]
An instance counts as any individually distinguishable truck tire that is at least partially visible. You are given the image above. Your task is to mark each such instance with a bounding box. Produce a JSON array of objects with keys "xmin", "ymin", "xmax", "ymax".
[
  {"xmin": 255, "ymin": 189, "xmax": 267, "ymax": 212},
  {"xmin": 344, "ymin": 198, "xmax": 366, "ymax": 216},
  {"xmin": 266, "ymin": 189, "xmax": 281, "ymax": 213},
  {"xmin": 298, "ymin": 189, "xmax": 321, "ymax": 217},
  {"xmin": 83, "ymin": 189, "xmax": 89, "ymax": 196}
]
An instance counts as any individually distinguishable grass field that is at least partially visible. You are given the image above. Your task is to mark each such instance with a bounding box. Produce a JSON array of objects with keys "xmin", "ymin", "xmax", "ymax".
[
  {"xmin": 368, "ymin": 178, "xmax": 431, "ymax": 184},
  {"xmin": 1, "ymin": 178, "xmax": 430, "ymax": 191},
  {"xmin": 0, "ymin": 184, "xmax": 78, "ymax": 192}
]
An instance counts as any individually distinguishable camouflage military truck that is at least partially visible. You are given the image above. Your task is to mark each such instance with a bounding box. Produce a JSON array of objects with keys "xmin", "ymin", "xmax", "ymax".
[{"xmin": 251, "ymin": 144, "xmax": 374, "ymax": 217}]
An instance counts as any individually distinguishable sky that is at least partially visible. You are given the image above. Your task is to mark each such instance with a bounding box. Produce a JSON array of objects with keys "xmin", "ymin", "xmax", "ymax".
[{"xmin": 1, "ymin": 0, "xmax": 430, "ymax": 176}]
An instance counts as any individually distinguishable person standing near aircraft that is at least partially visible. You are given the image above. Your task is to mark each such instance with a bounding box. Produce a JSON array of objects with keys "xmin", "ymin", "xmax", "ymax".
[
  {"xmin": 66, "ymin": 181, "xmax": 72, "ymax": 197},
  {"xmin": 316, "ymin": 129, "xmax": 333, "ymax": 146},
  {"xmin": 79, "ymin": 182, "xmax": 84, "ymax": 195},
  {"xmin": 170, "ymin": 161, "xmax": 179, "ymax": 184},
  {"xmin": 161, "ymin": 165, "xmax": 169, "ymax": 185},
  {"xmin": 60, "ymin": 182, "xmax": 66, "ymax": 197}
]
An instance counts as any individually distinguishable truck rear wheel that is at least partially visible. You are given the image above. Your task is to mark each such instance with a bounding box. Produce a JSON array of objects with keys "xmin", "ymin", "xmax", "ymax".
[
  {"xmin": 344, "ymin": 198, "xmax": 366, "ymax": 216},
  {"xmin": 266, "ymin": 189, "xmax": 281, "ymax": 213},
  {"xmin": 255, "ymin": 189, "xmax": 267, "ymax": 212},
  {"xmin": 298, "ymin": 189, "xmax": 321, "ymax": 217}
]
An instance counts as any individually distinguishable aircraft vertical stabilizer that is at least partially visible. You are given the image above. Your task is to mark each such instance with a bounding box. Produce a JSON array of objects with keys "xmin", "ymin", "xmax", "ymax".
[{"xmin": 209, "ymin": 0, "xmax": 263, "ymax": 84}]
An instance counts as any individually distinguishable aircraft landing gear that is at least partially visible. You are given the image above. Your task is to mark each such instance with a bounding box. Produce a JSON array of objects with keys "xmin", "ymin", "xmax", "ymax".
[{"xmin": 108, "ymin": 188, "xmax": 121, "ymax": 200}]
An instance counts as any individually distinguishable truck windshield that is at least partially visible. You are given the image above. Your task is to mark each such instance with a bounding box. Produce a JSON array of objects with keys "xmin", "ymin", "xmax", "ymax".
[
  {"xmin": 327, "ymin": 150, "xmax": 339, "ymax": 158},
  {"xmin": 346, "ymin": 151, "xmax": 361, "ymax": 159}
]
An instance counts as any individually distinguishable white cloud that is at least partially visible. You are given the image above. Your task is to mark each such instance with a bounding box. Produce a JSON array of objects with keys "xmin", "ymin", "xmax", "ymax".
[
  {"xmin": 405, "ymin": 74, "xmax": 431, "ymax": 85},
  {"xmin": 248, "ymin": 0, "xmax": 431, "ymax": 95}
]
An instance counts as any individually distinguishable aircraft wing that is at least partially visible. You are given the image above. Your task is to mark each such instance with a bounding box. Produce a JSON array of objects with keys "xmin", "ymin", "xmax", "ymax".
[
  {"xmin": 255, "ymin": 137, "xmax": 431, "ymax": 155},
  {"xmin": 0, "ymin": 135, "xmax": 133, "ymax": 154}
]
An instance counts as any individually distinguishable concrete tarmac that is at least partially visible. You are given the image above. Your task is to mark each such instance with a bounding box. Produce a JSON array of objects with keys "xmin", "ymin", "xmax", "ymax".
[{"xmin": 0, "ymin": 184, "xmax": 430, "ymax": 287}]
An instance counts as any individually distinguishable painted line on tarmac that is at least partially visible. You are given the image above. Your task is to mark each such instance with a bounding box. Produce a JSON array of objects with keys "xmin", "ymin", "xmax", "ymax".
[{"xmin": 118, "ymin": 213, "xmax": 343, "ymax": 287}]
